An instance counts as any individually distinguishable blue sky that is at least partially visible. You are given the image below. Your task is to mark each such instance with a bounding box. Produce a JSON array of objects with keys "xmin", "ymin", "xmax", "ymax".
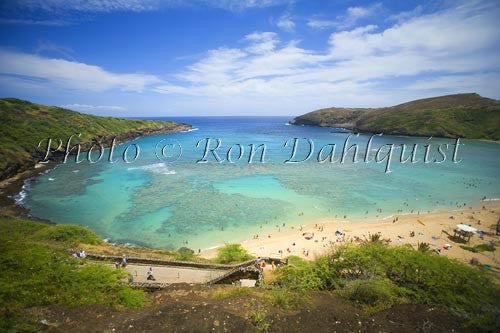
[{"xmin": 0, "ymin": 0, "xmax": 499, "ymax": 116}]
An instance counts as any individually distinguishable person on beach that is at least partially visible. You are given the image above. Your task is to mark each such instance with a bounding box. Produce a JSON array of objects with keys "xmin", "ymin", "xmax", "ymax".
[
  {"xmin": 121, "ymin": 256, "xmax": 127, "ymax": 268},
  {"xmin": 79, "ymin": 250, "xmax": 86, "ymax": 258},
  {"xmin": 147, "ymin": 267, "xmax": 156, "ymax": 281}
]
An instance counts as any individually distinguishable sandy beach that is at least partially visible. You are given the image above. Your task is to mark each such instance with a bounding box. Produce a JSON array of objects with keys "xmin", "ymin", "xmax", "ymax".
[{"xmin": 200, "ymin": 201, "xmax": 500, "ymax": 269}]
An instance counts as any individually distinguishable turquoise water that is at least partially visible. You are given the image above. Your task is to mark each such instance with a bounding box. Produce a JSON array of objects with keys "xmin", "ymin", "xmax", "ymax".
[{"xmin": 21, "ymin": 117, "xmax": 500, "ymax": 250}]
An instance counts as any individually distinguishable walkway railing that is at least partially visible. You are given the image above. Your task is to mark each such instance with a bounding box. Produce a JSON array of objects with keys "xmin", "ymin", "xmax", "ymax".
[
  {"xmin": 75, "ymin": 252, "xmax": 285, "ymax": 289},
  {"xmin": 80, "ymin": 252, "xmax": 257, "ymax": 270}
]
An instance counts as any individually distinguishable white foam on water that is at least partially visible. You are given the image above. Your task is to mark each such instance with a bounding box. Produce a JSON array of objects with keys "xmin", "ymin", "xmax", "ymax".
[
  {"xmin": 482, "ymin": 198, "xmax": 500, "ymax": 201},
  {"xmin": 204, "ymin": 244, "xmax": 223, "ymax": 251},
  {"xmin": 48, "ymin": 178, "xmax": 55, "ymax": 181},
  {"xmin": 128, "ymin": 162, "xmax": 176, "ymax": 175},
  {"xmin": 183, "ymin": 127, "xmax": 199, "ymax": 132},
  {"xmin": 13, "ymin": 181, "xmax": 31, "ymax": 205},
  {"xmin": 14, "ymin": 191, "xmax": 26, "ymax": 204}
]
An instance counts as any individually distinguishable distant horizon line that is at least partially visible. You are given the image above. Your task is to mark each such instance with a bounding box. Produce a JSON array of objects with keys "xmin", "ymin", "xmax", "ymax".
[{"xmin": 127, "ymin": 115, "xmax": 298, "ymax": 118}]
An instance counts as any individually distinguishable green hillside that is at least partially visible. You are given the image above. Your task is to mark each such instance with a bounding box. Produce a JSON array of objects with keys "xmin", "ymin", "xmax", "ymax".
[
  {"xmin": 0, "ymin": 98, "xmax": 190, "ymax": 180},
  {"xmin": 290, "ymin": 93, "xmax": 500, "ymax": 140}
]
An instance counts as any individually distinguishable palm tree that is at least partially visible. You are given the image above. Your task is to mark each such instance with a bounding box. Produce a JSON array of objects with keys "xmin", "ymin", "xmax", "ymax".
[{"xmin": 417, "ymin": 242, "xmax": 430, "ymax": 252}]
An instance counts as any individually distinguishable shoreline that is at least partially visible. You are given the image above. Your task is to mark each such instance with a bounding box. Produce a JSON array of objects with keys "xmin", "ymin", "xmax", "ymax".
[
  {"xmin": 0, "ymin": 124, "xmax": 192, "ymax": 218},
  {"xmin": 289, "ymin": 122, "xmax": 500, "ymax": 143},
  {"xmin": 2, "ymin": 124, "xmax": 498, "ymax": 269},
  {"xmin": 200, "ymin": 200, "xmax": 500, "ymax": 270},
  {"xmin": 0, "ymin": 162, "xmax": 57, "ymax": 219},
  {"xmin": 5, "ymin": 160, "xmax": 499, "ymax": 268}
]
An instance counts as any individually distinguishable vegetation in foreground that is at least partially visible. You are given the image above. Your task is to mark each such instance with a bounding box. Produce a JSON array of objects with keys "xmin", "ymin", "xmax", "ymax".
[
  {"xmin": 1, "ymin": 213, "xmax": 499, "ymax": 332},
  {"xmin": 0, "ymin": 98, "xmax": 189, "ymax": 181},
  {"xmin": 0, "ymin": 214, "xmax": 148, "ymax": 332},
  {"xmin": 214, "ymin": 243, "xmax": 254, "ymax": 264},
  {"xmin": 291, "ymin": 93, "xmax": 500, "ymax": 140},
  {"xmin": 273, "ymin": 242, "xmax": 500, "ymax": 331},
  {"xmin": 0, "ymin": 216, "xmax": 257, "ymax": 331}
]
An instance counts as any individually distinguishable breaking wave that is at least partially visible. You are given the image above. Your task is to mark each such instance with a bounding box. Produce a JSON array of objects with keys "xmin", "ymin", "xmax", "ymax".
[{"xmin": 128, "ymin": 162, "xmax": 176, "ymax": 175}]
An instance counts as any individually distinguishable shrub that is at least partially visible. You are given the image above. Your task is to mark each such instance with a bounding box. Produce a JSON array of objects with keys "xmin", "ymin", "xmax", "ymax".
[
  {"xmin": 339, "ymin": 277, "xmax": 408, "ymax": 313},
  {"xmin": 0, "ymin": 242, "xmax": 146, "ymax": 309},
  {"xmin": 275, "ymin": 253, "xmax": 342, "ymax": 291},
  {"xmin": 209, "ymin": 287, "xmax": 254, "ymax": 299},
  {"xmin": 117, "ymin": 288, "xmax": 149, "ymax": 308},
  {"xmin": 215, "ymin": 244, "xmax": 254, "ymax": 264},
  {"xmin": 247, "ymin": 308, "xmax": 273, "ymax": 332},
  {"xmin": 174, "ymin": 247, "xmax": 196, "ymax": 261},
  {"xmin": 274, "ymin": 242, "xmax": 500, "ymax": 329},
  {"xmin": 286, "ymin": 255, "xmax": 308, "ymax": 268},
  {"xmin": 459, "ymin": 245, "xmax": 478, "ymax": 252},
  {"xmin": 0, "ymin": 215, "xmax": 147, "ymax": 332},
  {"xmin": 474, "ymin": 244, "xmax": 495, "ymax": 252},
  {"xmin": 417, "ymin": 242, "xmax": 430, "ymax": 252},
  {"xmin": 32, "ymin": 224, "xmax": 102, "ymax": 245},
  {"xmin": 265, "ymin": 289, "xmax": 308, "ymax": 310},
  {"xmin": 460, "ymin": 243, "xmax": 495, "ymax": 253}
]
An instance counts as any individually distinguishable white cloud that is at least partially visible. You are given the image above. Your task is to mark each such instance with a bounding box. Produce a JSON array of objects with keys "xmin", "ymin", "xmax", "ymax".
[
  {"xmin": 276, "ymin": 14, "xmax": 295, "ymax": 32},
  {"xmin": 406, "ymin": 73, "xmax": 500, "ymax": 97},
  {"xmin": 35, "ymin": 40, "xmax": 75, "ymax": 60},
  {"xmin": 61, "ymin": 104, "xmax": 127, "ymax": 112},
  {"xmin": 0, "ymin": 0, "xmax": 294, "ymax": 26},
  {"xmin": 387, "ymin": 5, "xmax": 424, "ymax": 23},
  {"xmin": 175, "ymin": 48, "xmax": 246, "ymax": 85},
  {"xmin": 153, "ymin": 0, "xmax": 500, "ymax": 112},
  {"xmin": 244, "ymin": 32, "xmax": 279, "ymax": 54},
  {"xmin": 1, "ymin": 0, "xmax": 292, "ymax": 13},
  {"xmin": 328, "ymin": 2, "xmax": 500, "ymax": 60},
  {"xmin": 1, "ymin": 1, "xmax": 498, "ymax": 115},
  {"xmin": 307, "ymin": 19, "xmax": 336, "ymax": 29},
  {"xmin": 308, "ymin": 3, "xmax": 381, "ymax": 30},
  {"xmin": 347, "ymin": 6, "xmax": 371, "ymax": 19},
  {"xmin": 208, "ymin": 0, "xmax": 294, "ymax": 11},
  {"xmin": 0, "ymin": 49, "xmax": 162, "ymax": 92},
  {"xmin": 340, "ymin": 3, "xmax": 381, "ymax": 28},
  {"xmin": 3, "ymin": 0, "xmax": 162, "ymax": 13}
]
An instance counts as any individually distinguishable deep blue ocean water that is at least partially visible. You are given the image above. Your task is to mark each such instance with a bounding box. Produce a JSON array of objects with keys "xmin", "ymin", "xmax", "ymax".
[{"xmin": 20, "ymin": 116, "xmax": 500, "ymax": 250}]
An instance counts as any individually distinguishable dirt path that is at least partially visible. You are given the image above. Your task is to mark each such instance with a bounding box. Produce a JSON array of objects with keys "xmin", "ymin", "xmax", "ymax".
[{"xmin": 111, "ymin": 263, "xmax": 228, "ymax": 284}]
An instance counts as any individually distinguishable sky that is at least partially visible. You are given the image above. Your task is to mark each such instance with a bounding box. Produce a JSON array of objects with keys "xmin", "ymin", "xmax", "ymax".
[{"xmin": 0, "ymin": 0, "xmax": 499, "ymax": 116}]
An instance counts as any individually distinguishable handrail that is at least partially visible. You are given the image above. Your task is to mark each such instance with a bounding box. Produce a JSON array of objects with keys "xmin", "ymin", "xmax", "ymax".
[
  {"xmin": 75, "ymin": 251, "xmax": 257, "ymax": 270},
  {"xmin": 205, "ymin": 262, "xmax": 261, "ymax": 285}
]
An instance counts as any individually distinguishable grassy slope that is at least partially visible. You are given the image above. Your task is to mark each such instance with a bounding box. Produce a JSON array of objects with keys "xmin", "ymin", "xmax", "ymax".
[
  {"xmin": 0, "ymin": 214, "xmax": 255, "ymax": 331},
  {"xmin": 0, "ymin": 214, "xmax": 148, "ymax": 332},
  {"xmin": 0, "ymin": 98, "xmax": 189, "ymax": 180},
  {"xmin": 291, "ymin": 93, "xmax": 500, "ymax": 140}
]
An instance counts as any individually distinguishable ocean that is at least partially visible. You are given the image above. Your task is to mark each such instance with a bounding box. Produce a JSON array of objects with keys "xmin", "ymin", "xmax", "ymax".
[{"xmin": 20, "ymin": 116, "xmax": 500, "ymax": 250}]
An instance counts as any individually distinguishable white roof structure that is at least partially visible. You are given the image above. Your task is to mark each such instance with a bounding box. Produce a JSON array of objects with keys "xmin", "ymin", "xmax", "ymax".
[{"xmin": 456, "ymin": 224, "xmax": 477, "ymax": 233}]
